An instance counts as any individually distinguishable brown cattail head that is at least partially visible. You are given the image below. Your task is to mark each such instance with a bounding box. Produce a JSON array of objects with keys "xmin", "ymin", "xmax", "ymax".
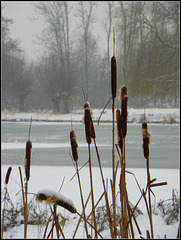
[
  {"xmin": 5, "ymin": 166, "xmax": 12, "ymax": 185},
  {"xmin": 70, "ymin": 130, "xmax": 78, "ymax": 161},
  {"xmin": 142, "ymin": 121, "xmax": 148, "ymax": 136},
  {"xmin": 111, "ymin": 56, "xmax": 117, "ymax": 98},
  {"xmin": 25, "ymin": 140, "xmax": 32, "ymax": 181},
  {"xmin": 84, "ymin": 107, "xmax": 92, "ymax": 144},
  {"xmin": 90, "ymin": 117, "xmax": 96, "ymax": 139},
  {"xmin": 142, "ymin": 133, "xmax": 150, "ymax": 159},
  {"xmin": 83, "ymin": 101, "xmax": 95, "ymax": 139},
  {"xmin": 119, "ymin": 85, "xmax": 127, "ymax": 100},
  {"xmin": 116, "ymin": 109, "xmax": 123, "ymax": 150},
  {"xmin": 121, "ymin": 95, "xmax": 128, "ymax": 138},
  {"xmin": 84, "ymin": 101, "xmax": 90, "ymax": 110}
]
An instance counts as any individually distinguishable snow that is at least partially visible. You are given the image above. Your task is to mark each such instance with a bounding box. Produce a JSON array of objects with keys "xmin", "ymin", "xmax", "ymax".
[
  {"xmin": 36, "ymin": 189, "xmax": 76, "ymax": 212},
  {"xmin": 2, "ymin": 142, "xmax": 109, "ymax": 150},
  {"xmin": 1, "ymin": 165, "xmax": 180, "ymax": 239},
  {"xmin": 1, "ymin": 108, "xmax": 180, "ymax": 238},
  {"xmin": 1, "ymin": 108, "xmax": 180, "ymax": 123}
]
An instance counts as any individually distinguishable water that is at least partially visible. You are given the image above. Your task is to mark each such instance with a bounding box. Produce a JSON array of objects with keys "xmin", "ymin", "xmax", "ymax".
[{"xmin": 1, "ymin": 122, "xmax": 180, "ymax": 169}]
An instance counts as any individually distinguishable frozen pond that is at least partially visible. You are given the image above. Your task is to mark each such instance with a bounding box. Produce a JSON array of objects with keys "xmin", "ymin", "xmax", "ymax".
[{"xmin": 1, "ymin": 121, "xmax": 180, "ymax": 168}]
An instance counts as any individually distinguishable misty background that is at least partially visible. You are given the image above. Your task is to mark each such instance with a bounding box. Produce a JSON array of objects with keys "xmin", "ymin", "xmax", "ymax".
[{"xmin": 1, "ymin": 1, "xmax": 179, "ymax": 114}]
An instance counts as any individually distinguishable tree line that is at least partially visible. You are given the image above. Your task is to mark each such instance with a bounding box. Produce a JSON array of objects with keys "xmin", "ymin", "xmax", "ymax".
[{"xmin": 2, "ymin": 1, "xmax": 179, "ymax": 113}]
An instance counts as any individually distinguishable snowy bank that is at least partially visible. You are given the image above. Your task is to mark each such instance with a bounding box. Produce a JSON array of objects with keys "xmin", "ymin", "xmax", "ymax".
[
  {"xmin": 1, "ymin": 108, "xmax": 180, "ymax": 123},
  {"xmin": 1, "ymin": 165, "xmax": 180, "ymax": 239}
]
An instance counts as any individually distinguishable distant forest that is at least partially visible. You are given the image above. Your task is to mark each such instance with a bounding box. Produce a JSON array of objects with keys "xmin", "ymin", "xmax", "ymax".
[{"xmin": 2, "ymin": 1, "xmax": 179, "ymax": 113}]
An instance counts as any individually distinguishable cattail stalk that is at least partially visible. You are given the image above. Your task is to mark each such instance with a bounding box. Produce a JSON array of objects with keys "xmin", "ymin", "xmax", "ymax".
[
  {"xmin": 75, "ymin": 161, "xmax": 89, "ymax": 237},
  {"xmin": 73, "ymin": 192, "xmax": 91, "ymax": 238},
  {"xmin": 93, "ymin": 136, "xmax": 114, "ymax": 238},
  {"xmin": 76, "ymin": 211, "xmax": 103, "ymax": 239},
  {"xmin": 142, "ymin": 121, "xmax": 154, "ymax": 238},
  {"xmin": 24, "ymin": 119, "xmax": 32, "ymax": 238},
  {"xmin": 88, "ymin": 144, "xmax": 98, "ymax": 238},
  {"xmin": 111, "ymin": 28, "xmax": 117, "ymax": 237},
  {"xmin": 83, "ymin": 103, "xmax": 98, "ymax": 237},
  {"xmin": 70, "ymin": 128, "xmax": 88, "ymax": 237},
  {"xmin": 118, "ymin": 85, "xmax": 129, "ymax": 238}
]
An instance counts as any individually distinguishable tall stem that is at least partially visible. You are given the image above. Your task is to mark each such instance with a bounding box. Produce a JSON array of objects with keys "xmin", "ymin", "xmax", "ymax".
[
  {"xmin": 112, "ymin": 98, "xmax": 117, "ymax": 237},
  {"xmin": 147, "ymin": 157, "xmax": 154, "ymax": 238},
  {"xmin": 93, "ymin": 139, "xmax": 114, "ymax": 238},
  {"xmin": 75, "ymin": 161, "xmax": 89, "ymax": 237},
  {"xmin": 24, "ymin": 181, "xmax": 28, "ymax": 238},
  {"xmin": 88, "ymin": 144, "xmax": 98, "ymax": 238}
]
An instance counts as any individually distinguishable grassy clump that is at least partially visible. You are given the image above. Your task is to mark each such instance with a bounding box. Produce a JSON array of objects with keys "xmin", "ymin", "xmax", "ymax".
[{"xmin": 156, "ymin": 189, "xmax": 180, "ymax": 225}]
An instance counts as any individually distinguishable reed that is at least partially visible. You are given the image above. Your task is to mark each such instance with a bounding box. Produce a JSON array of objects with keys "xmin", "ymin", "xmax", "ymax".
[
  {"xmin": 111, "ymin": 28, "xmax": 118, "ymax": 238},
  {"xmin": 1, "ymin": 166, "xmax": 12, "ymax": 238},
  {"xmin": 23, "ymin": 118, "xmax": 32, "ymax": 238},
  {"xmin": 117, "ymin": 85, "xmax": 129, "ymax": 238},
  {"xmin": 142, "ymin": 121, "xmax": 154, "ymax": 238},
  {"xmin": 90, "ymin": 107, "xmax": 114, "ymax": 238},
  {"xmin": 84, "ymin": 104, "xmax": 98, "ymax": 238},
  {"xmin": 70, "ymin": 127, "xmax": 89, "ymax": 237}
]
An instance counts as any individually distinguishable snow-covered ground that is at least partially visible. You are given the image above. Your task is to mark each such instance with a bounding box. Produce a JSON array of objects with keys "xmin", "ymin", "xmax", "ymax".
[
  {"xmin": 1, "ymin": 108, "xmax": 180, "ymax": 123},
  {"xmin": 1, "ymin": 108, "xmax": 180, "ymax": 238},
  {"xmin": 1, "ymin": 165, "xmax": 180, "ymax": 239}
]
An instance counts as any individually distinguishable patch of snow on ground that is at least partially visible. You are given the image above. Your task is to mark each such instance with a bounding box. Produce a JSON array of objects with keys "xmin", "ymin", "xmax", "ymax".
[
  {"xmin": 1, "ymin": 165, "xmax": 180, "ymax": 239},
  {"xmin": 1, "ymin": 108, "xmax": 180, "ymax": 123}
]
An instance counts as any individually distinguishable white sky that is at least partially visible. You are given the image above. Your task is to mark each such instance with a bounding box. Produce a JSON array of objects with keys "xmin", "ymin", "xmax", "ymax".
[{"xmin": 2, "ymin": 1, "xmax": 110, "ymax": 62}]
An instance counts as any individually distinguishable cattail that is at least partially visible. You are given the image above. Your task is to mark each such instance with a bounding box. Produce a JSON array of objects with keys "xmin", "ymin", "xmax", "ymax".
[
  {"xmin": 84, "ymin": 107, "xmax": 92, "ymax": 144},
  {"xmin": 36, "ymin": 189, "xmax": 77, "ymax": 213},
  {"xmin": 119, "ymin": 85, "xmax": 127, "ymax": 100},
  {"xmin": 70, "ymin": 130, "xmax": 78, "ymax": 161},
  {"xmin": 142, "ymin": 121, "xmax": 151, "ymax": 159},
  {"xmin": 84, "ymin": 101, "xmax": 90, "ymax": 109},
  {"xmin": 116, "ymin": 109, "xmax": 123, "ymax": 150},
  {"xmin": 25, "ymin": 140, "xmax": 32, "ymax": 181},
  {"xmin": 84, "ymin": 101, "xmax": 96, "ymax": 139},
  {"xmin": 5, "ymin": 166, "xmax": 12, "ymax": 185},
  {"xmin": 142, "ymin": 134, "xmax": 150, "ymax": 159},
  {"xmin": 142, "ymin": 121, "xmax": 148, "ymax": 136},
  {"xmin": 121, "ymin": 95, "xmax": 128, "ymax": 138},
  {"xmin": 111, "ymin": 56, "xmax": 117, "ymax": 98}
]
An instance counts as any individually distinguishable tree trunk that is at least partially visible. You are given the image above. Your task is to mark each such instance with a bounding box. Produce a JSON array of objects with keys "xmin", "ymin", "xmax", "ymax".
[
  {"xmin": 52, "ymin": 95, "xmax": 60, "ymax": 113},
  {"xmin": 19, "ymin": 96, "xmax": 25, "ymax": 112},
  {"xmin": 63, "ymin": 95, "xmax": 69, "ymax": 113}
]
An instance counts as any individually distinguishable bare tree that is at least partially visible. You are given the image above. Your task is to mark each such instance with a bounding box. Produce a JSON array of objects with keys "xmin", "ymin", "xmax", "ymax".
[
  {"xmin": 34, "ymin": 1, "xmax": 73, "ymax": 113},
  {"xmin": 103, "ymin": 1, "xmax": 114, "ymax": 67},
  {"xmin": 115, "ymin": 1, "xmax": 179, "ymax": 107},
  {"xmin": 1, "ymin": 14, "xmax": 33, "ymax": 111},
  {"xmin": 75, "ymin": 1, "xmax": 97, "ymax": 98}
]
